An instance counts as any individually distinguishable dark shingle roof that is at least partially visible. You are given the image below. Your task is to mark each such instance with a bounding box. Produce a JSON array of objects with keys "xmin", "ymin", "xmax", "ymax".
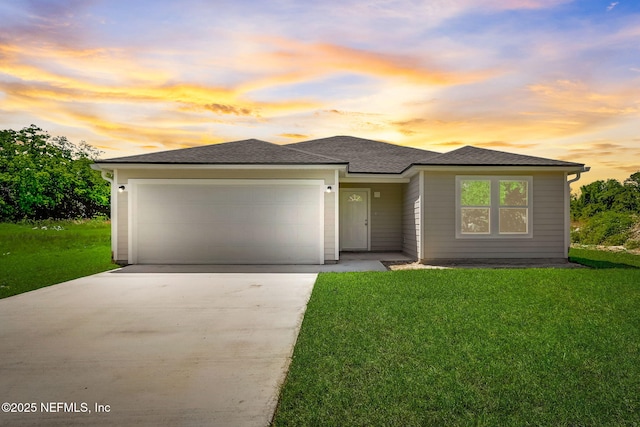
[
  {"xmin": 418, "ymin": 146, "xmax": 584, "ymax": 167},
  {"xmin": 97, "ymin": 139, "xmax": 346, "ymax": 165},
  {"xmin": 96, "ymin": 136, "xmax": 585, "ymax": 172},
  {"xmin": 287, "ymin": 136, "xmax": 440, "ymax": 173}
]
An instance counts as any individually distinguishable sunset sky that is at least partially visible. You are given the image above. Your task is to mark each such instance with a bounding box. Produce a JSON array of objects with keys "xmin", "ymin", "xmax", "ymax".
[{"xmin": 1, "ymin": 0, "xmax": 639, "ymax": 185}]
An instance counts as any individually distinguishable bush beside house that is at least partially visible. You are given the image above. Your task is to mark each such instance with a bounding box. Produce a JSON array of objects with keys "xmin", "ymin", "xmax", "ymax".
[
  {"xmin": 571, "ymin": 172, "xmax": 640, "ymax": 249},
  {"xmin": 0, "ymin": 125, "xmax": 109, "ymax": 221}
]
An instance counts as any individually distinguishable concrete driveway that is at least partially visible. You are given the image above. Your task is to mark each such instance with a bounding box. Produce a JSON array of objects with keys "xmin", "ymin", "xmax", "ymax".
[{"xmin": 0, "ymin": 271, "xmax": 316, "ymax": 426}]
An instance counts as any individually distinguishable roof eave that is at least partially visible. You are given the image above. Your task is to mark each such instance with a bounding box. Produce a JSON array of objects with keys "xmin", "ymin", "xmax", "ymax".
[
  {"xmin": 402, "ymin": 164, "xmax": 586, "ymax": 176},
  {"xmin": 92, "ymin": 162, "xmax": 348, "ymax": 171}
]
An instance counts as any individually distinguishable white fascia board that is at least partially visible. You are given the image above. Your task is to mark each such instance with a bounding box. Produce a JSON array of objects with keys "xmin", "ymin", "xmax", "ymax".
[
  {"xmin": 93, "ymin": 163, "xmax": 347, "ymax": 171},
  {"xmin": 128, "ymin": 178, "xmax": 325, "ymax": 186},
  {"xmin": 404, "ymin": 165, "xmax": 585, "ymax": 175},
  {"xmin": 340, "ymin": 175, "xmax": 410, "ymax": 183}
]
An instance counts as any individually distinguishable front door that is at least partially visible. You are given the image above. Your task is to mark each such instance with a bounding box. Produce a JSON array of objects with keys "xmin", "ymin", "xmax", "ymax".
[{"xmin": 340, "ymin": 189, "xmax": 369, "ymax": 250}]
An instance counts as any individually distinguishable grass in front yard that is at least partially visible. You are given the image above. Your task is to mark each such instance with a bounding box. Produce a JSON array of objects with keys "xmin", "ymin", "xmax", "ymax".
[
  {"xmin": 570, "ymin": 246, "xmax": 640, "ymax": 268},
  {"xmin": 0, "ymin": 219, "xmax": 117, "ymax": 299},
  {"xmin": 273, "ymin": 268, "xmax": 640, "ymax": 426}
]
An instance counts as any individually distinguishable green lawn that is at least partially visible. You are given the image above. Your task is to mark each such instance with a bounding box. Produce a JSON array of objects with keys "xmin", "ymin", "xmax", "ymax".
[
  {"xmin": 570, "ymin": 246, "xmax": 640, "ymax": 268},
  {"xmin": 4, "ymin": 222, "xmax": 640, "ymax": 425},
  {"xmin": 273, "ymin": 265, "xmax": 640, "ymax": 426},
  {"xmin": 0, "ymin": 220, "xmax": 117, "ymax": 299}
]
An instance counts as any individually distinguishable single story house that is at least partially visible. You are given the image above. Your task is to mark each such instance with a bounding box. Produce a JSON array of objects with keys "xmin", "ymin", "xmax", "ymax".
[{"xmin": 92, "ymin": 136, "xmax": 588, "ymax": 265}]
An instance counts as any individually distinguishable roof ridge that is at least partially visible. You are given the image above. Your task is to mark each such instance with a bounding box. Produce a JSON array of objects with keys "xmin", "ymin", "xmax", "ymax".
[
  {"xmin": 248, "ymin": 138, "xmax": 350, "ymax": 163},
  {"xmin": 414, "ymin": 144, "xmax": 584, "ymax": 167},
  {"xmin": 295, "ymin": 135, "xmax": 436, "ymax": 149},
  {"xmin": 280, "ymin": 143, "xmax": 347, "ymax": 162}
]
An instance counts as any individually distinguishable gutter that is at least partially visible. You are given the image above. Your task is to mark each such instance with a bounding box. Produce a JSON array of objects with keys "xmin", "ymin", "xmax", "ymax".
[
  {"xmin": 91, "ymin": 163, "xmax": 113, "ymax": 184},
  {"xmin": 567, "ymin": 166, "xmax": 591, "ymax": 184}
]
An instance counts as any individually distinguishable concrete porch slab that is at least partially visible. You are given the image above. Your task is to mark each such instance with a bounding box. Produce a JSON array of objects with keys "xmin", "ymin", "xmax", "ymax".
[{"xmin": 113, "ymin": 260, "xmax": 388, "ymax": 274}]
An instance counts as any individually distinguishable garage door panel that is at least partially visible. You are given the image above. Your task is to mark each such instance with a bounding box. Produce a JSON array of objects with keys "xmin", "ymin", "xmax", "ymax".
[
  {"xmin": 253, "ymin": 187, "xmax": 280, "ymax": 203},
  {"xmin": 296, "ymin": 205, "xmax": 319, "ymax": 222},
  {"xmin": 132, "ymin": 182, "xmax": 323, "ymax": 264}
]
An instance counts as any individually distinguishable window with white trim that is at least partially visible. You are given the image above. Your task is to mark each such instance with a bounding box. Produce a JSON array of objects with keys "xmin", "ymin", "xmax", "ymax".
[{"xmin": 456, "ymin": 176, "xmax": 532, "ymax": 238}]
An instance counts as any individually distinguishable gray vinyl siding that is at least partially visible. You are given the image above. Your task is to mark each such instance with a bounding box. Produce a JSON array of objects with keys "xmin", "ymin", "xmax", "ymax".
[
  {"xmin": 402, "ymin": 175, "xmax": 421, "ymax": 259},
  {"xmin": 114, "ymin": 169, "xmax": 337, "ymax": 263},
  {"xmin": 341, "ymin": 183, "xmax": 404, "ymax": 251},
  {"xmin": 422, "ymin": 172, "xmax": 566, "ymax": 260}
]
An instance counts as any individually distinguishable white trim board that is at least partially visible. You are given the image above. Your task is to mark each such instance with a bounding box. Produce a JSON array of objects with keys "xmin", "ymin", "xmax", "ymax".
[{"xmin": 97, "ymin": 164, "xmax": 346, "ymax": 171}]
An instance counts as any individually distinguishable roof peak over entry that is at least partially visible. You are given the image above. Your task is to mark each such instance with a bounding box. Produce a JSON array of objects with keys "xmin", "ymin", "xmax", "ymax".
[
  {"xmin": 96, "ymin": 135, "xmax": 585, "ymax": 172},
  {"xmin": 287, "ymin": 136, "xmax": 440, "ymax": 173}
]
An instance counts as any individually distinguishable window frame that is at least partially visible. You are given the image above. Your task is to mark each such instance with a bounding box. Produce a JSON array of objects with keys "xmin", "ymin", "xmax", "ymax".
[{"xmin": 455, "ymin": 176, "xmax": 533, "ymax": 239}]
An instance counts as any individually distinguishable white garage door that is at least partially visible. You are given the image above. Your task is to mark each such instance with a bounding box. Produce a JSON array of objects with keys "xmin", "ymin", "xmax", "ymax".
[{"xmin": 129, "ymin": 180, "xmax": 324, "ymax": 264}]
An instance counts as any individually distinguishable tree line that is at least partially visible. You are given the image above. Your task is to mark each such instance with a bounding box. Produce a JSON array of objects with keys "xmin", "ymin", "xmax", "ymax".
[
  {"xmin": 0, "ymin": 125, "xmax": 110, "ymax": 221},
  {"xmin": 571, "ymin": 172, "xmax": 640, "ymax": 247}
]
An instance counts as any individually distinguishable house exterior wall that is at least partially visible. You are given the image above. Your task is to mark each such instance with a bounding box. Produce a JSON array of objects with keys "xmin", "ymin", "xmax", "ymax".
[
  {"xmin": 402, "ymin": 174, "xmax": 421, "ymax": 259},
  {"xmin": 340, "ymin": 183, "xmax": 404, "ymax": 251},
  {"xmin": 114, "ymin": 168, "xmax": 337, "ymax": 263},
  {"xmin": 422, "ymin": 171, "xmax": 567, "ymax": 260}
]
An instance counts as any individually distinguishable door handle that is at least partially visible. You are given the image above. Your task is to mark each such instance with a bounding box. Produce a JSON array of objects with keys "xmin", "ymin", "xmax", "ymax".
[{"xmin": 365, "ymin": 219, "xmax": 368, "ymax": 226}]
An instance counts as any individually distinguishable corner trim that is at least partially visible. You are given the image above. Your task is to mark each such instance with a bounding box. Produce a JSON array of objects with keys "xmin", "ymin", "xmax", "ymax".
[{"xmin": 418, "ymin": 171, "xmax": 424, "ymax": 260}]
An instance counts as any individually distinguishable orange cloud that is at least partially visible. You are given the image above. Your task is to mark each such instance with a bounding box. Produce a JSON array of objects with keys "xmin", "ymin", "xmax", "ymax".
[
  {"xmin": 278, "ymin": 133, "xmax": 309, "ymax": 139},
  {"xmin": 386, "ymin": 77, "xmax": 640, "ymax": 153},
  {"xmin": 475, "ymin": 141, "xmax": 539, "ymax": 149},
  {"xmin": 203, "ymin": 103, "xmax": 254, "ymax": 116},
  {"xmin": 527, "ymin": 80, "xmax": 640, "ymax": 117},
  {"xmin": 428, "ymin": 140, "xmax": 538, "ymax": 150},
  {"xmin": 0, "ymin": 40, "xmax": 321, "ymax": 121},
  {"xmin": 240, "ymin": 39, "xmax": 498, "ymax": 92},
  {"xmin": 561, "ymin": 141, "xmax": 640, "ymax": 158},
  {"xmin": 0, "ymin": 42, "xmax": 171, "ymax": 88}
]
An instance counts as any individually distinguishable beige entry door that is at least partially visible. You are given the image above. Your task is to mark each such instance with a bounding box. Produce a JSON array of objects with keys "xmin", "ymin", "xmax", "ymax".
[{"xmin": 340, "ymin": 189, "xmax": 369, "ymax": 251}]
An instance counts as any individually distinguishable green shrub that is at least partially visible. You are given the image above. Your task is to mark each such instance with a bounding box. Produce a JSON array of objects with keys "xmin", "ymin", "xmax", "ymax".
[
  {"xmin": 574, "ymin": 211, "xmax": 635, "ymax": 245},
  {"xmin": 0, "ymin": 125, "xmax": 109, "ymax": 221},
  {"xmin": 626, "ymin": 240, "xmax": 640, "ymax": 250}
]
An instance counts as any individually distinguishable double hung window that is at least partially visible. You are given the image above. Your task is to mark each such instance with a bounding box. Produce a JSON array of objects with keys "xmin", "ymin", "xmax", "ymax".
[{"xmin": 456, "ymin": 176, "xmax": 532, "ymax": 238}]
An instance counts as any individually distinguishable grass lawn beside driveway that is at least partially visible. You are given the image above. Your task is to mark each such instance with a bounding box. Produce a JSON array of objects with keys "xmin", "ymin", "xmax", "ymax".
[
  {"xmin": 273, "ymin": 265, "xmax": 640, "ymax": 426},
  {"xmin": 0, "ymin": 219, "xmax": 117, "ymax": 299},
  {"xmin": 570, "ymin": 246, "xmax": 640, "ymax": 268}
]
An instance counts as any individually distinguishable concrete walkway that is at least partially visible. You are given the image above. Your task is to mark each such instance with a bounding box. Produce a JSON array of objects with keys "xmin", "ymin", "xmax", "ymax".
[
  {"xmin": 114, "ymin": 252, "xmax": 413, "ymax": 274},
  {"xmin": 115, "ymin": 260, "xmax": 388, "ymax": 273},
  {"xmin": 0, "ymin": 272, "xmax": 316, "ymax": 426}
]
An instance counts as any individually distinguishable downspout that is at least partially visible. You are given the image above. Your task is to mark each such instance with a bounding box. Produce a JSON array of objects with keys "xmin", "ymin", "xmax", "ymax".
[
  {"xmin": 565, "ymin": 166, "xmax": 590, "ymax": 256},
  {"xmin": 100, "ymin": 169, "xmax": 113, "ymax": 185},
  {"xmin": 567, "ymin": 167, "xmax": 590, "ymax": 185},
  {"xmin": 90, "ymin": 164, "xmax": 112, "ymax": 183}
]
